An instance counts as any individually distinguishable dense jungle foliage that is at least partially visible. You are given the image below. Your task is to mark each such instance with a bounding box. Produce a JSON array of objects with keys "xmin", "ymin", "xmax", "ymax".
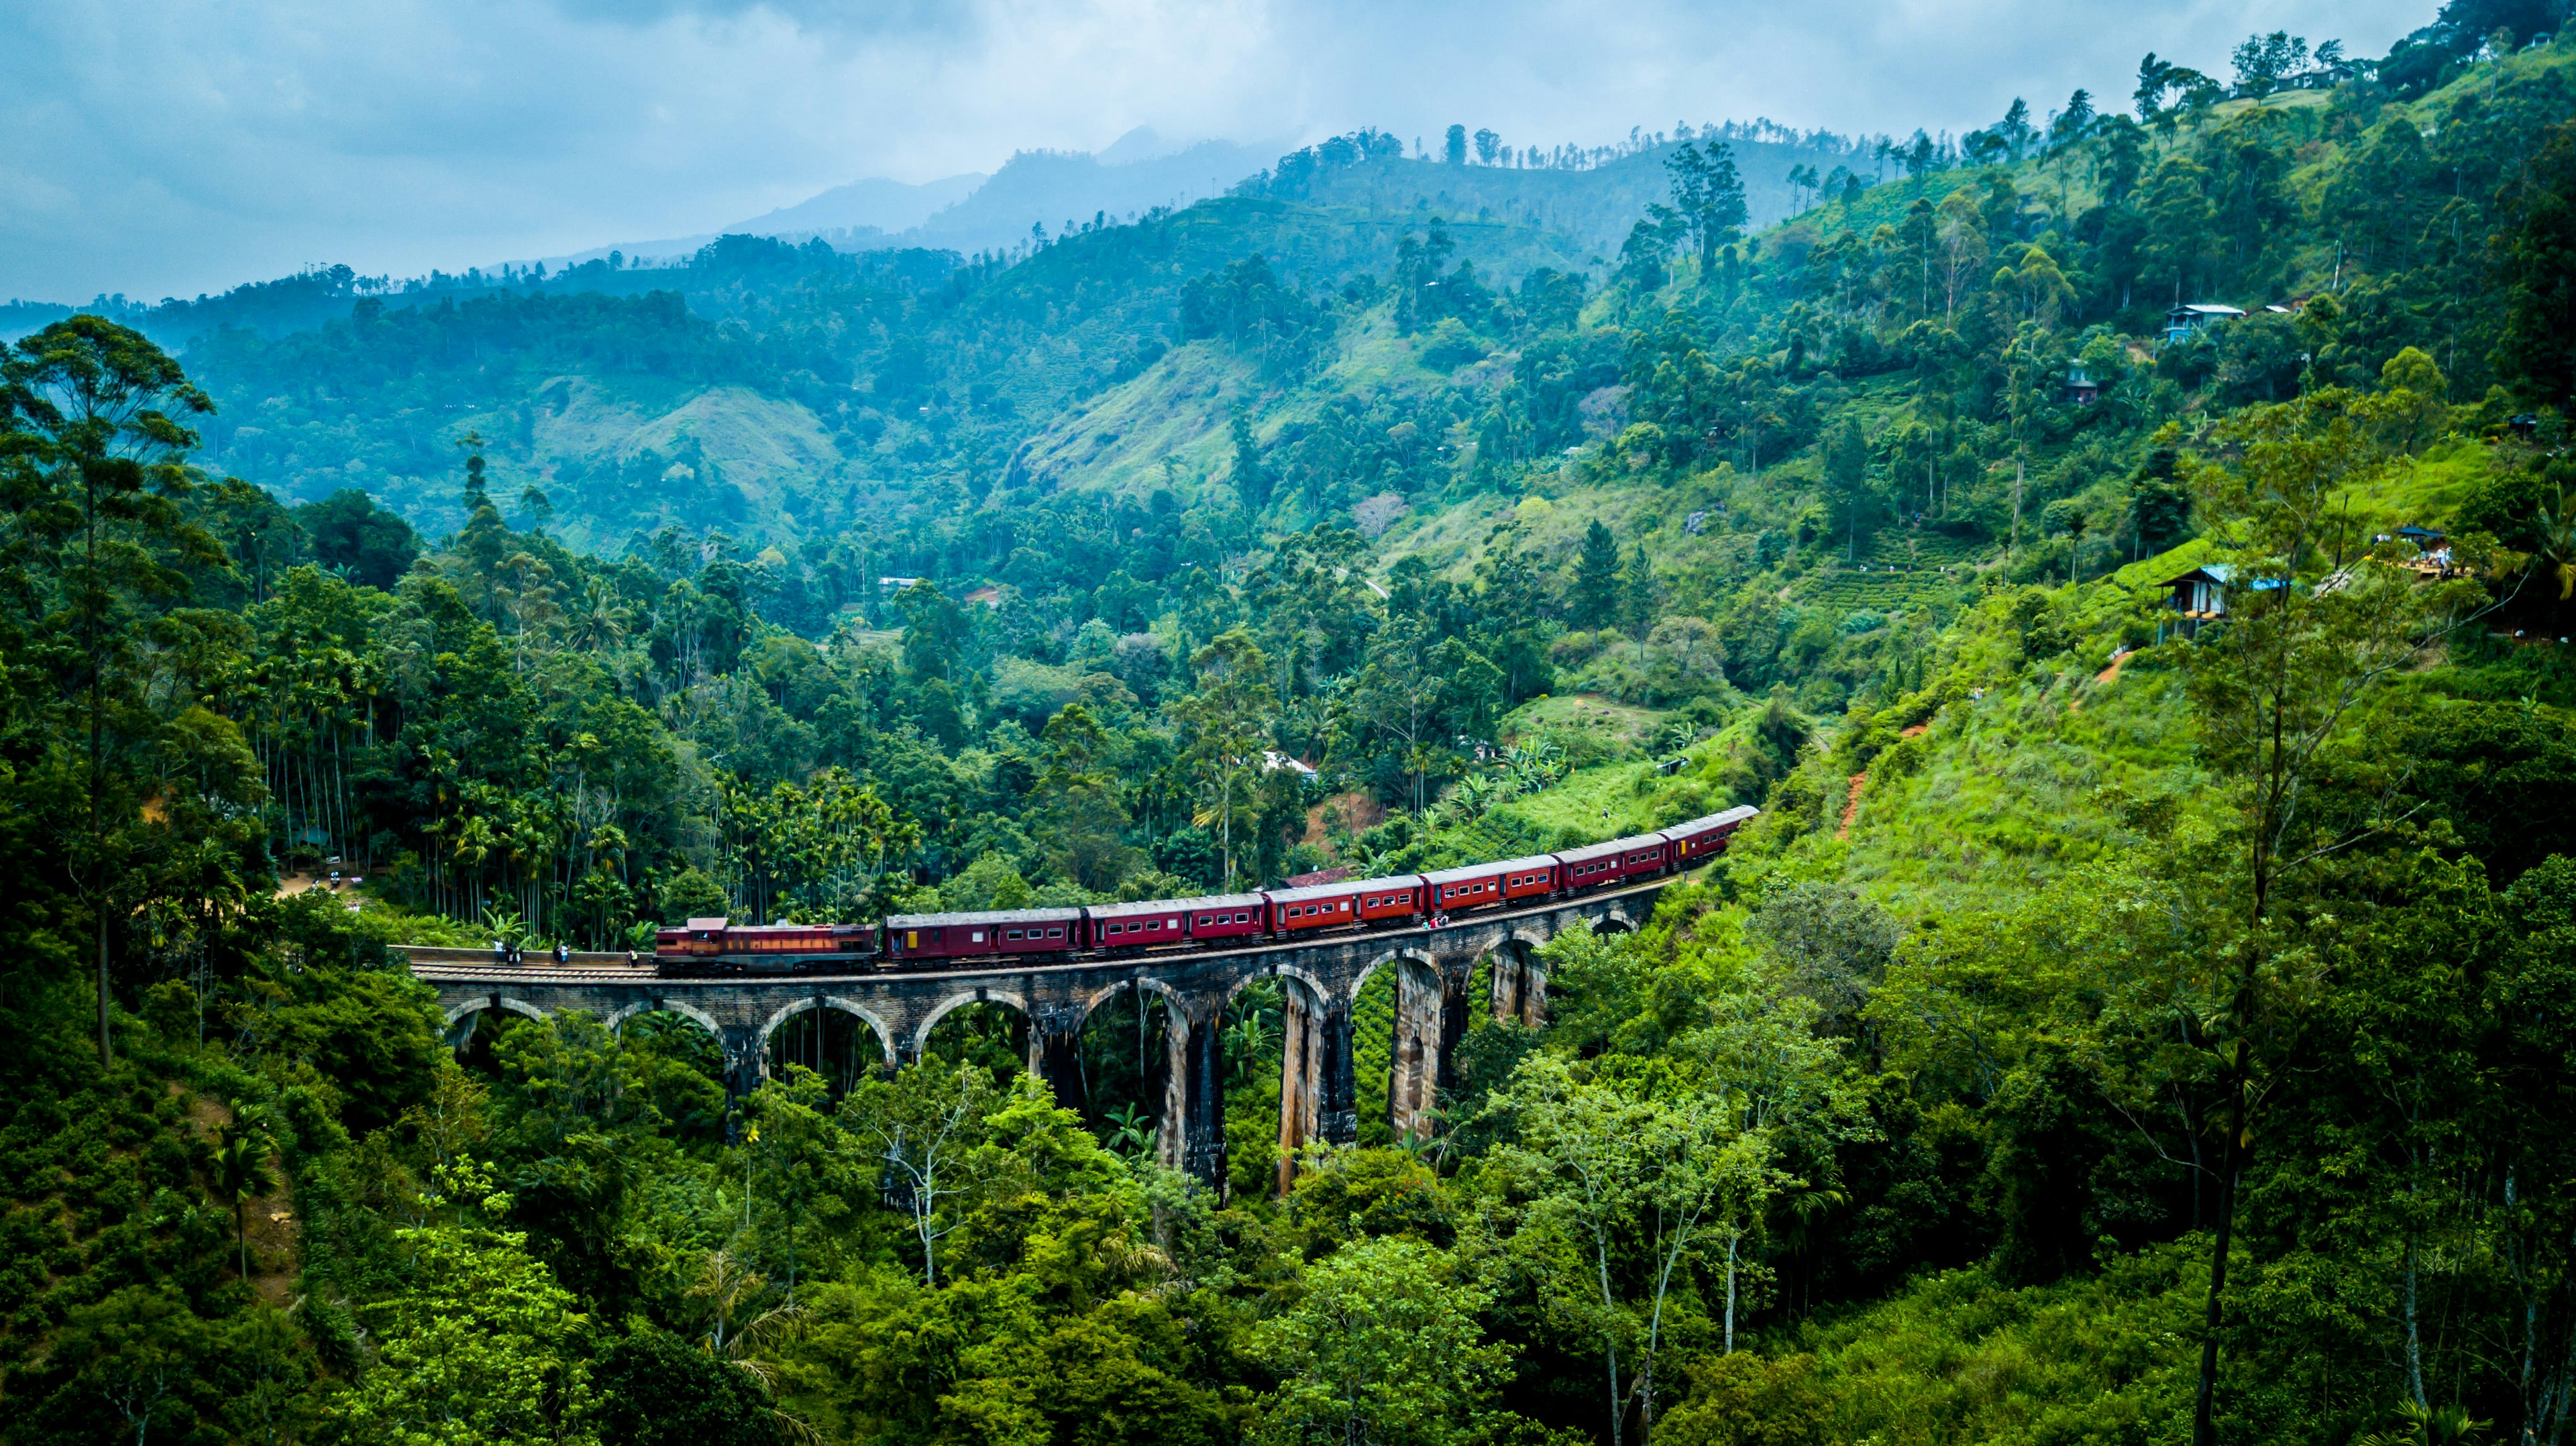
[{"xmin": 6, "ymin": 2, "xmax": 2576, "ymax": 1442}]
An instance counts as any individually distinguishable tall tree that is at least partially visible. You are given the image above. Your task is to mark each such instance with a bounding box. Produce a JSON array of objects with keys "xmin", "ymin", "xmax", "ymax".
[
  {"xmin": 1176, "ymin": 627, "xmax": 1273, "ymax": 889},
  {"xmin": 2178, "ymin": 388, "xmax": 2489, "ymax": 1446},
  {"xmin": 1664, "ymin": 141, "xmax": 1750, "ymax": 278},
  {"xmin": 1, "ymin": 317, "xmax": 225, "ymax": 1062},
  {"xmin": 1570, "ymin": 519, "xmax": 1623, "ymax": 630}
]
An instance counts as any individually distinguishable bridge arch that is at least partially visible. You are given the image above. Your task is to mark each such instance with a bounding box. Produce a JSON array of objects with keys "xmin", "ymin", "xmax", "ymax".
[
  {"xmin": 1071, "ymin": 972, "xmax": 1188, "ymax": 1022},
  {"xmin": 1351, "ymin": 946, "xmax": 1442, "ymax": 1007},
  {"xmin": 1223, "ymin": 960, "xmax": 1328, "ymax": 1011},
  {"xmin": 757, "ymin": 995, "xmax": 897, "ymax": 1066},
  {"xmin": 911, "ymin": 987, "xmax": 1032, "ymax": 1050},
  {"xmin": 441, "ymin": 995, "xmax": 548, "ymax": 1030},
  {"xmin": 604, "ymin": 998, "xmax": 724, "ymax": 1040}
]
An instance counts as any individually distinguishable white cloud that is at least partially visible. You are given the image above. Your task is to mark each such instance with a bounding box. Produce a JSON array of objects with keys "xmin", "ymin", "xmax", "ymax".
[{"xmin": 0, "ymin": 0, "xmax": 2429, "ymax": 302}]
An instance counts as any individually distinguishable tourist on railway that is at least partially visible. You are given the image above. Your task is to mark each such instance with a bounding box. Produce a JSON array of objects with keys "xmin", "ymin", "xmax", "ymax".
[{"xmin": 555, "ymin": 940, "xmax": 571, "ymax": 965}]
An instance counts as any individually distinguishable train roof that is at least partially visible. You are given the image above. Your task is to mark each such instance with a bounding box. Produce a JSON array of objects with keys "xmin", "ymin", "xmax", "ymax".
[
  {"xmin": 1265, "ymin": 873, "xmax": 1422, "ymax": 904},
  {"xmin": 1422, "ymin": 855, "xmax": 1558, "ymax": 885},
  {"xmin": 1556, "ymin": 832, "xmax": 1670, "ymax": 865},
  {"xmin": 1091, "ymin": 893, "xmax": 1266, "ymax": 919},
  {"xmin": 1664, "ymin": 805, "xmax": 1761, "ymax": 836},
  {"xmin": 884, "ymin": 907, "xmax": 1086, "ymax": 929},
  {"xmin": 723, "ymin": 921, "xmax": 869, "ymax": 934}
]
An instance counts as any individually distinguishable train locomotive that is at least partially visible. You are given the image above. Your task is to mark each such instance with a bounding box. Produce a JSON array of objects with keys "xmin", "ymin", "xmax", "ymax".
[{"xmin": 653, "ymin": 805, "xmax": 1758, "ymax": 975}]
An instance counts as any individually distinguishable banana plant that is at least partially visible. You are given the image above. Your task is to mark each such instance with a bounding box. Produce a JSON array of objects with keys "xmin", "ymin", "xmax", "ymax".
[{"xmin": 1103, "ymin": 1102, "xmax": 1154, "ymax": 1157}]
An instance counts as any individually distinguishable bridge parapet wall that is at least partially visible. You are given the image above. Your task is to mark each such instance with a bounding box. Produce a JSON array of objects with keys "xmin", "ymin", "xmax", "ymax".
[{"xmin": 419, "ymin": 883, "xmax": 1666, "ymax": 1191}]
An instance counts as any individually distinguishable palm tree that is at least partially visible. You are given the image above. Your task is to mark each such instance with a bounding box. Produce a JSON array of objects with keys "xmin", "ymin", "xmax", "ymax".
[
  {"xmin": 688, "ymin": 1247, "xmax": 804, "ymax": 1392},
  {"xmin": 212, "ymin": 1107, "xmax": 274, "ymax": 1280},
  {"xmin": 568, "ymin": 577, "xmax": 629, "ymax": 655}
]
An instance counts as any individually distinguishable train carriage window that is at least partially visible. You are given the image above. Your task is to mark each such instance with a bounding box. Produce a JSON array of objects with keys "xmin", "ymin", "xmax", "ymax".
[
  {"xmin": 1049, "ymin": 927, "xmax": 1064, "ymax": 938},
  {"xmin": 1007, "ymin": 930, "xmax": 1023, "ymax": 940},
  {"xmin": 971, "ymin": 932, "xmax": 985, "ymax": 943}
]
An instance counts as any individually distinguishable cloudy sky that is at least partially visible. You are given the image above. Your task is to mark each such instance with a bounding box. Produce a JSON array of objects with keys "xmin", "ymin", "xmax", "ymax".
[{"xmin": 1, "ymin": 0, "xmax": 2426, "ymax": 304}]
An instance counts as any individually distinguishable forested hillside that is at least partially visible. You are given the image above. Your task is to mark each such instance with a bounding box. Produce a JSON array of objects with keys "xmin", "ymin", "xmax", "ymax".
[{"xmin": 5, "ymin": 1, "xmax": 2576, "ymax": 1443}]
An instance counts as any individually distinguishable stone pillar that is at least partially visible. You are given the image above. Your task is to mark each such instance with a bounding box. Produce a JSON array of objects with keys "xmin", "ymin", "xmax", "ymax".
[
  {"xmin": 1490, "ymin": 952, "xmax": 1524, "ymax": 1023},
  {"xmin": 1437, "ymin": 966, "xmax": 1471, "ymax": 1097},
  {"xmin": 1157, "ymin": 999, "xmax": 1185, "ymax": 1173},
  {"xmin": 1277, "ymin": 979, "xmax": 1322, "ymax": 1198},
  {"xmin": 1157, "ymin": 1005, "xmax": 1228, "ymax": 1192},
  {"xmin": 1181, "ymin": 1011, "xmax": 1227, "ymax": 1191},
  {"xmin": 1318, "ymin": 999, "xmax": 1358, "ymax": 1148},
  {"xmin": 1389, "ymin": 960, "xmax": 1446, "ymax": 1142},
  {"xmin": 722, "ymin": 1025, "xmax": 766, "ymax": 1101},
  {"xmin": 1491, "ymin": 947, "xmax": 1547, "ymax": 1026},
  {"xmin": 1026, "ymin": 1003, "xmax": 1087, "ymax": 1113}
]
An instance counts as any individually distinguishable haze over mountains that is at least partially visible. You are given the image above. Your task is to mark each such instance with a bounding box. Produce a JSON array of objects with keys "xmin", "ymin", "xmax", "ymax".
[{"xmin": 512, "ymin": 129, "xmax": 1289, "ymax": 274}]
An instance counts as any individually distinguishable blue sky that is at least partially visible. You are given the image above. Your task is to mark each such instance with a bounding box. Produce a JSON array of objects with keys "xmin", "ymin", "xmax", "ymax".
[{"xmin": 0, "ymin": 0, "xmax": 2426, "ymax": 303}]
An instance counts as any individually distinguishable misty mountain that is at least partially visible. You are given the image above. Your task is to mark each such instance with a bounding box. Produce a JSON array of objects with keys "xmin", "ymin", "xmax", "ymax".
[
  {"xmin": 729, "ymin": 172, "xmax": 990, "ymax": 240},
  {"xmin": 519, "ymin": 134, "xmax": 1279, "ymax": 273},
  {"xmin": 904, "ymin": 137, "xmax": 1285, "ymax": 253}
]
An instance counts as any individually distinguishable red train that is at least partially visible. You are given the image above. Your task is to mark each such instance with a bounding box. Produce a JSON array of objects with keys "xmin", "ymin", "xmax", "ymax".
[
  {"xmin": 651, "ymin": 917, "xmax": 878, "ymax": 972},
  {"xmin": 655, "ymin": 805, "xmax": 1760, "ymax": 973}
]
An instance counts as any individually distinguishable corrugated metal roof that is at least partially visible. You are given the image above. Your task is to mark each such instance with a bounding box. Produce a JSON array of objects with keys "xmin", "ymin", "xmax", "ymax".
[
  {"xmin": 1666, "ymin": 805, "xmax": 1760, "ymax": 836},
  {"xmin": 885, "ymin": 908, "xmax": 1085, "ymax": 929},
  {"xmin": 1557, "ymin": 833, "xmax": 1668, "ymax": 864},
  {"xmin": 1424, "ymin": 855, "xmax": 1556, "ymax": 885},
  {"xmin": 1091, "ymin": 893, "xmax": 1265, "ymax": 919}
]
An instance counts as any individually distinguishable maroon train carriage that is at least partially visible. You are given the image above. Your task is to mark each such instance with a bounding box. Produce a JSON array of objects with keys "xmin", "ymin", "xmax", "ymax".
[
  {"xmin": 1552, "ymin": 840, "xmax": 1627, "ymax": 891},
  {"xmin": 1087, "ymin": 898, "xmax": 1190, "ymax": 951},
  {"xmin": 1661, "ymin": 805, "xmax": 1761, "ymax": 864},
  {"xmin": 1496, "ymin": 855, "xmax": 1562, "ymax": 902},
  {"xmin": 1180, "ymin": 893, "xmax": 1269, "ymax": 946},
  {"xmin": 1264, "ymin": 879, "xmax": 1364, "ymax": 936},
  {"xmin": 1614, "ymin": 833, "xmax": 1672, "ymax": 877},
  {"xmin": 1265, "ymin": 873, "xmax": 1426, "ymax": 936},
  {"xmin": 653, "ymin": 917, "xmax": 877, "ymax": 973},
  {"xmin": 1552, "ymin": 831, "xmax": 1672, "ymax": 891},
  {"xmin": 1088, "ymin": 894, "xmax": 1271, "ymax": 950},
  {"xmin": 1411, "ymin": 855, "xmax": 1525, "ymax": 912},
  {"xmin": 883, "ymin": 908, "xmax": 1081, "ymax": 964},
  {"xmin": 1348, "ymin": 874, "xmax": 1428, "ymax": 926}
]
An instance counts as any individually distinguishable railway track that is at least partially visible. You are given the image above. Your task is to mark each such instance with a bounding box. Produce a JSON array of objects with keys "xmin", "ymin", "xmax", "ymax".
[{"xmin": 398, "ymin": 872, "xmax": 1691, "ymax": 987}]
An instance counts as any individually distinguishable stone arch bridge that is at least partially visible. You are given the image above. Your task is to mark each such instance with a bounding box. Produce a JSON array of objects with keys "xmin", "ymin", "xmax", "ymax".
[{"xmin": 411, "ymin": 881, "xmax": 1666, "ymax": 1195}]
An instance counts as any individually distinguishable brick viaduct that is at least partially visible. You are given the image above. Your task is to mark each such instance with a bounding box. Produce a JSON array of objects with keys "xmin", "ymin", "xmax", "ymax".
[{"xmin": 411, "ymin": 881, "xmax": 1664, "ymax": 1194}]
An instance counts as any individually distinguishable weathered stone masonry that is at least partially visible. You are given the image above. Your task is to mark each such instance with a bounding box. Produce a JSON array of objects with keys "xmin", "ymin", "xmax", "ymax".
[{"xmin": 415, "ymin": 884, "xmax": 1659, "ymax": 1196}]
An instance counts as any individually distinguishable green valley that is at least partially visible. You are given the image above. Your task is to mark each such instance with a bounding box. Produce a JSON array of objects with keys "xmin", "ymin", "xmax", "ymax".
[{"xmin": 4, "ymin": 5, "xmax": 2576, "ymax": 1445}]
